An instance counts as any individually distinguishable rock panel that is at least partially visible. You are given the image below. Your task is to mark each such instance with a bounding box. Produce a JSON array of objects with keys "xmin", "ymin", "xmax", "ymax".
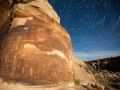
[{"xmin": 0, "ymin": 2, "xmax": 73, "ymax": 85}]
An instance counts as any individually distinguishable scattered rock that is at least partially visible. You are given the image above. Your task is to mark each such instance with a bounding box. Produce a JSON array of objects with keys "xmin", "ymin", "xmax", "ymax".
[
  {"xmin": 86, "ymin": 56, "xmax": 120, "ymax": 90},
  {"xmin": 86, "ymin": 83, "xmax": 92, "ymax": 90}
]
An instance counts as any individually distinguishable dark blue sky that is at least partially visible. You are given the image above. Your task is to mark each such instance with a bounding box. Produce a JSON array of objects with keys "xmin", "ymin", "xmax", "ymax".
[{"xmin": 48, "ymin": 0, "xmax": 120, "ymax": 61}]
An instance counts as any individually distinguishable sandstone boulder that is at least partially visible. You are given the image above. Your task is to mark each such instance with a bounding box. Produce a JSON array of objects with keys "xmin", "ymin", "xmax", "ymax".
[{"xmin": 0, "ymin": 0, "xmax": 73, "ymax": 85}]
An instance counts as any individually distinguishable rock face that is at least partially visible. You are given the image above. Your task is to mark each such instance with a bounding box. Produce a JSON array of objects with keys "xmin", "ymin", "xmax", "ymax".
[
  {"xmin": 0, "ymin": 0, "xmax": 73, "ymax": 85},
  {"xmin": 0, "ymin": 0, "xmax": 12, "ymax": 48},
  {"xmin": 0, "ymin": 0, "xmax": 60, "ymax": 49},
  {"xmin": 72, "ymin": 57, "xmax": 97, "ymax": 84},
  {"xmin": 72, "ymin": 57, "xmax": 104, "ymax": 90}
]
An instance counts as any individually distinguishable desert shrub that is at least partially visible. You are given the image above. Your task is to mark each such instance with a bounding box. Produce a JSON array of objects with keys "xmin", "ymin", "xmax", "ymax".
[
  {"xmin": 73, "ymin": 78, "xmax": 80, "ymax": 85},
  {"xmin": 73, "ymin": 74, "xmax": 80, "ymax": 85},
  {"xmin": 101, "ymin": 82, "xmax": 110, "ymax": 90},
  {"xmin": 88, "ymin": 65, "xmax": 97, "ymax": 75}
]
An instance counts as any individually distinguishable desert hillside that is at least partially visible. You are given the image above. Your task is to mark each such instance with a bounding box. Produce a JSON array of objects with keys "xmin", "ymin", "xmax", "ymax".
[{"xmin": 86, "ymin": 56, "xmax": 120, "ymax": 90}]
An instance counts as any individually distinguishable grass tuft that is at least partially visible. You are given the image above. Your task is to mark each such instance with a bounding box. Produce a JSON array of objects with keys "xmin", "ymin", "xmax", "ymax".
[{"xmin": 73, "ymin": 74, "xmax": 80, "ymax": 85}]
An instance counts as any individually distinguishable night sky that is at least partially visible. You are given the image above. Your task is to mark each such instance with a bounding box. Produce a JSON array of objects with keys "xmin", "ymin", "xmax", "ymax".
[{"xmin": 48, "ymin": 0, "xmax": 120, "ymax": 61}]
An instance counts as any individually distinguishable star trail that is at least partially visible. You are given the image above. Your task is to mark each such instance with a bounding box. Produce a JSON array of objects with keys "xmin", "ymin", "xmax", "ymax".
[{"xmin": 48, "ymin": 0, "xmax": 120, "ymax": 60}]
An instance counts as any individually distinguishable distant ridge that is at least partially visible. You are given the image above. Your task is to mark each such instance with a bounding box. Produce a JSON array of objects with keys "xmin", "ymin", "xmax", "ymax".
[
  {"xmin": 85, "ymin": 55, "xmax": 120, "ymax": 90},
  {"xmin": 85, "ymin": 55, "xmax": 120, "ymax": 72}
]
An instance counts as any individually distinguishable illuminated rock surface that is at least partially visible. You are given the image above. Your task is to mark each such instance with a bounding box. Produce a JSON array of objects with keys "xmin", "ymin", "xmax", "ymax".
[{"xmin": 0, "ymin": 0, "xmax": 73, "ymax": 85}]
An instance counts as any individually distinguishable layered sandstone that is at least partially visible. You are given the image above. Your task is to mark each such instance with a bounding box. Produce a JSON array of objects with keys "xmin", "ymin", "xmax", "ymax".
[
  {"xmin": 0, "ymin": 0, "xmax": 73, "ymax": 86},
  {"xmin": 0, "ymin": 0, "xmax": 60, "ymax": 49}
]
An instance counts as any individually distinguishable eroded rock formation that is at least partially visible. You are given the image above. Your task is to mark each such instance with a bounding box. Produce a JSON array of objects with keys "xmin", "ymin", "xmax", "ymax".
[
  {"xmin": 0, "ymin": 0, "xmax": 60, "ymax": 49},
  {"xmin": 86, "ymin": 56, "xmax": 120, "ymax": 90},
  {"xmin": 86, "ymin": 56, "xmax": 120, "ymax": 72},
  {"xmin": 0, "ymin": 0, "xmax": 73, "ymax": 85}
]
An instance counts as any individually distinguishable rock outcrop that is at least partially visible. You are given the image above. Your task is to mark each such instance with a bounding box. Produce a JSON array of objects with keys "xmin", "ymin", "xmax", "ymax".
[
  {"xmin": 72, "ymin": 57, "xmax": 104, "ymax": 90},
  {"xmin": 95, "ymin": 70, "xmax": 120, "ymax": 82},
  {"xmin": 86, "ymin": 56, "xmax": 120, "ymax": 90},
  {"xmin": 85, "ymin": 56, "xmax": 120, "ymax": 72},
  {"xmin": 0, "ymin": 0, "xmax": 60, "ymax": 49},
  {"xmin": 73, "ymin": 57, "xmax": 96, "ymax": 84},
  {"xmin": 0, "ymin": 0, "xmax": 73, "ymax": 86},
  {"xmin": 0, "ymin": 0, "xmax": 12, "ymax": 48}
]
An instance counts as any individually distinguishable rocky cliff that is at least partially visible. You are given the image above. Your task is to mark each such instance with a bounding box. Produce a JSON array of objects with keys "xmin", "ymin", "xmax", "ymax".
[{"xmin": 86, "ymin": 56, "xmax": 120, "ymax": 90}]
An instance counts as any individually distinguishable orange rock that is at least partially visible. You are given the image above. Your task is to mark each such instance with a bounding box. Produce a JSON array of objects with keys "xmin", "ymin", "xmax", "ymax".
[{"xmin": 0, "ymin": 2, "xmax": 73, "ymax": 85}]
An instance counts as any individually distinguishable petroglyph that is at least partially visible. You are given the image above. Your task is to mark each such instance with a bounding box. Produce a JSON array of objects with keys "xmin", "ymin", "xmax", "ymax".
[{"xmin": 46, "ymin": 49, "xmax": 68, "ymax": 60}]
